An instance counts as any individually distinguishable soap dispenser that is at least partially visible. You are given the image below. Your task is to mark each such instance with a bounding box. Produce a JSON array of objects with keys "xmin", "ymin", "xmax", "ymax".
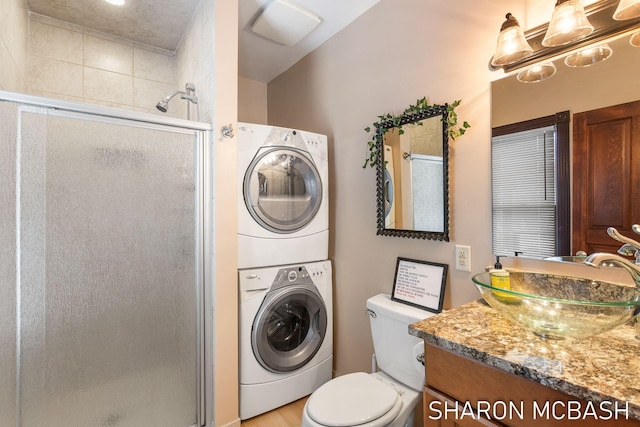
[{"xmin": 489, "ymin": 256, "xmax": 511, "ymax": 294}]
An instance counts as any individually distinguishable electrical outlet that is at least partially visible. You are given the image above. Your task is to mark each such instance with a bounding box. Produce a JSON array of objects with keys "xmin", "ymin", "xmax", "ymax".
[{"xmin": 455, "ymin": 245, "xmax": 471, "ymax": 272}]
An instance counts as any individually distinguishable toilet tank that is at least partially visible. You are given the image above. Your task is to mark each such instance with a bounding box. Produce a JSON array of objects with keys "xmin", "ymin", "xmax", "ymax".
[{"xmin": 367, "ymin": 294, "xmax": 436, "ymax": 391}]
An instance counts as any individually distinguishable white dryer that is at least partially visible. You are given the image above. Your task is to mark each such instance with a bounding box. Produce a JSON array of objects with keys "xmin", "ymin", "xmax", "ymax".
[
  {"xmin": 239, "ymin": 260, "xmax": 333, "ymax": 420},
  {"xmin": 237, "ymin": 123, "xmax": 328, "ymax": 269}
]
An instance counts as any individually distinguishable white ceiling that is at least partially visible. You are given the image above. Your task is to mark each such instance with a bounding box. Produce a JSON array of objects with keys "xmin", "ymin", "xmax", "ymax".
[
  {"xmin": 239, "ymin": 0, "xmax": 381, "ymax": 82},
  {"xmin": 25, "ymin": 0, "xmax": 380, "ymax": 83}
]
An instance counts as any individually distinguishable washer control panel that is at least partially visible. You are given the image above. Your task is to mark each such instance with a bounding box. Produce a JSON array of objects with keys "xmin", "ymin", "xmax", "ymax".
[
  {"xmin": 240, "ymin": 260, "xmax": 331, "ymax": 296},
  {"xmin": 275, "ymin": 266, "xmax": 311, "ymax": 287},
  {"xmin": 270, "ymin": 261, "xmax": 330, "ymax": 292}
]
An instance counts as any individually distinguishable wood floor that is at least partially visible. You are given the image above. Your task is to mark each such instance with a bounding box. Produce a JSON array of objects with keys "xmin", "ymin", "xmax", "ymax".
[{"xmin": 240, "ymin": 396, "xmax": 309, "ymax": 427}]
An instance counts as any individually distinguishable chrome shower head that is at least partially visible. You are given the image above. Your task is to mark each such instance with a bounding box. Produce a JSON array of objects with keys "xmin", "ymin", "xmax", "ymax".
[
  {"xmin": 156, "ymin": 100, "xmax": 169, "ymax": 112},
  {"xmin": 155, "ymin": 83, "xmax": 197, "ymax": 114},
  {"xmin": 156, "ymin": 91, "xmax": 181, "ymax": 113}
]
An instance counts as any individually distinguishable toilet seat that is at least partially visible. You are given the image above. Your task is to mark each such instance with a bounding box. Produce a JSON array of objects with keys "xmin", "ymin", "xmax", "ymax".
[{"xmin": 306, "ymin": 372, "xmax": 402, "ymax": 426}]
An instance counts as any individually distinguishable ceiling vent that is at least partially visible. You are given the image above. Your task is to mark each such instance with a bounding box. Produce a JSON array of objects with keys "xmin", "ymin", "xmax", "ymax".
[{"xmin": 251, "ymin": 0, "xmax": 322, "ymax": 46}]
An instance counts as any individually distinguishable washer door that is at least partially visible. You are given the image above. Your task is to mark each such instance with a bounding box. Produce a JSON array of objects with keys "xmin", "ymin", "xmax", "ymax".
[
  {"xmin": 244, "ymin": 147, "xmax": 322, "ymax": 233},
  {"xmin": 252, "ymin": 285, "xmax": 327, "ymax": 373}
]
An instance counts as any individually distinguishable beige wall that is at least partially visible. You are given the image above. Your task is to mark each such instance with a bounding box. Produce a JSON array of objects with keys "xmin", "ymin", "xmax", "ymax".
[
  {"xmin": 210, "ymin": 0, "xmax": 239, "ymax": 425},
  {"xmin": 268, "ymin": 0, "xmax": 524, "ymax": 377},
  {"xmin": 524, "ymin": 0, "xmax": 600, "ymax": 28},
  {"xmin": 0, "ymin": 0, "xmax": 28, "ymax": 92},
  {"xmin": 238, "ymin": 76, "xmax": 268, "ymax": 124}
]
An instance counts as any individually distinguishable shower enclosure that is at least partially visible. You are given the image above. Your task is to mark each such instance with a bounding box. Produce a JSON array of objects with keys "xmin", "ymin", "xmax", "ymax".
[{"xmin": 0, "ymin": 92, "xmax": 213, "ymax": 427}]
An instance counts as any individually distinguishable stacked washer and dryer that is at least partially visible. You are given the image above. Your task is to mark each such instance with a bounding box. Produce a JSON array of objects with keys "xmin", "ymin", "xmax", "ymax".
[{"xmin": 237, "ymin": 123, "xmax": 332, "ymax": 420}]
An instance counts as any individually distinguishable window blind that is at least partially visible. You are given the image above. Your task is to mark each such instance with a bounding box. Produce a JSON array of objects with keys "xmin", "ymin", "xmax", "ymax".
[{"xmin": 492, "ymin": 125, "xmax": 557, "ymax": 258}]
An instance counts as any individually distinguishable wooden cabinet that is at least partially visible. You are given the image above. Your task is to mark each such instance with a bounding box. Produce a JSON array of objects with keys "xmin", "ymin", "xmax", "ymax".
[{"xmin": 423, "ymin": 342, "xmax": 640, "ymax": 427}]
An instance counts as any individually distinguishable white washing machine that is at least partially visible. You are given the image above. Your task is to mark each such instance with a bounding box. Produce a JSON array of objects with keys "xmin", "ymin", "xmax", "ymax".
[
  {"xmin": 237, "ymin": 123, "xmax": 328, "ymax": 269},
  {"xmin": 239, "ymin": 260, "xmax": 333, "ymax": 420}
]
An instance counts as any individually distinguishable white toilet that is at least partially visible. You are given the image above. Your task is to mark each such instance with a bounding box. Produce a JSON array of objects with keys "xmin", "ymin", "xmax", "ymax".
[{"xmin": 301, "ymin": 294, "xmax": 436, "ymax": 427}]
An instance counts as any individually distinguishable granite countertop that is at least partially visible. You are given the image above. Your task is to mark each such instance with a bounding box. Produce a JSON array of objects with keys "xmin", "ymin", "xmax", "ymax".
[{"xmin": 409, "ymin": 300, "xmax": 640, "ymax": 420}]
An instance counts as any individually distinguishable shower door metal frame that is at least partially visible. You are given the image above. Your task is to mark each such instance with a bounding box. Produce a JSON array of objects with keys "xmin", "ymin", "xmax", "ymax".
[{"xmin": 5, "ymin": 90, "xmax": 214, "ymax": 427}]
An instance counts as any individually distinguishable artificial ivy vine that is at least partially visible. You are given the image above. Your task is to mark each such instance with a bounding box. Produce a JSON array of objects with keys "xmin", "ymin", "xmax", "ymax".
[{"xmin": 363, "ymin": 97, "xmax": 470, "ymax": 168}]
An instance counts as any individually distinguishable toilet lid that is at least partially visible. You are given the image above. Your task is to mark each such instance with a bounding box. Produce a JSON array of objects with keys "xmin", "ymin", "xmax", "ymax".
[{"xmin": 306, "ymin": 372, "xmax": 399, "ymax": 426}]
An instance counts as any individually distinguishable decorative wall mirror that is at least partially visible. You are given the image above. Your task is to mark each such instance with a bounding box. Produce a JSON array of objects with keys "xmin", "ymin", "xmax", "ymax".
[{"xmin": 375, "ymin": 104, "xmax": 450, "ymax": 240}]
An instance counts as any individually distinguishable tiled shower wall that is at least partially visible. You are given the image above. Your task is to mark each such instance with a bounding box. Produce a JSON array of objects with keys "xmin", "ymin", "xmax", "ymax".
[
  {"xmin": 28, "ymin": 13, "xmax": 179, "ymax": 117},
  {"xmin": 175, "ymin": 0, "xmax": 215, "ymax": 123},
  {"xmin": 0, "ymin": 0, "xmax": 29, "ymax": 92},
  {"xmin": 0, "ymin": 0, "xmax": 213, "ymax": 122}
]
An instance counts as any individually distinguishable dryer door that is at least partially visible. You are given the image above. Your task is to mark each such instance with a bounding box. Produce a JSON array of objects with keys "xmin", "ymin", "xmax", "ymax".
[
  {"xmin": 252, "ymin": 285, "xmax": 327, "ymax": 373},
  {"xmin": 244, "ymin": 147, "xmax": 322, "ymax": 233}
]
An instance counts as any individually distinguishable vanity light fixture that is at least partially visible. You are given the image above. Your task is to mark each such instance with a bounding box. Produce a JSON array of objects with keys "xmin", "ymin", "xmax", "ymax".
[
  {"xmin": 564, "ymin": 43, "xmax": 613, "ymax": 66},
  {"xmin": 104, "ymin": 0, "xmax": 125, "ymax": 5},
  {"xmin": 542, "ymin": 0, "xmax": 594, "ymax": 47},
  {"xmin": 613, "ymin": 0, "xmax": 640, "ymax": 20},
  {"xmin": 490, "ymin": 0, "xmax": 640, "ymax": 80},
  {"xmin": 516, "ymin": 62, "xmax": 557, "ymax": 83},
  {"xmin": 491, "ymin": 14, "xmax": 533, "ymax": 67}
]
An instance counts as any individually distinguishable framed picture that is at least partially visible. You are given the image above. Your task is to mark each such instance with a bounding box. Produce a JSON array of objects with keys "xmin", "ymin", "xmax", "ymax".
[{"xmin": 391, "ymin": 257, "xmax": 448, "ymax": 313}]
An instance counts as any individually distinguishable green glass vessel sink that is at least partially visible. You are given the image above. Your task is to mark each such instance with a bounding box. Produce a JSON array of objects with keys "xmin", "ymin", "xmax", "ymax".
[{"xmin": 472, "ymin": 271, "xmax": 640, "ymax": 339}]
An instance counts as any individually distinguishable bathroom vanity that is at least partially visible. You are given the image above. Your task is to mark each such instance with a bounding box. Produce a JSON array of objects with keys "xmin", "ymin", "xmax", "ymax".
[{"xmin": 409, "ymin": 300, "xmax": 640, "ymax": 426}]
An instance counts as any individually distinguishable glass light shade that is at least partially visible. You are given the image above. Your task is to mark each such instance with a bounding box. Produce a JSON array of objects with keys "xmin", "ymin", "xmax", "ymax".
[
  {"xmin": 516, "ymin": 62, "xmax": 557, "ymax": 83},
  {"xmin": 613, "ymin": 0, "xmax": 640, "ymax": 20},
  {"xmin": 491, "ymin": 14, "xmax": 533, "ymax": 67},
  {"xmin": 542, "ymin": 0, "xmax": 594, "ymax": 47},
  {"xmin": 630, "ymin": 31, "xmax": 640, "ymax": 46},
  {"xmin": 564, "ymin": 43, "xmax": 613, "ymax": 67}
]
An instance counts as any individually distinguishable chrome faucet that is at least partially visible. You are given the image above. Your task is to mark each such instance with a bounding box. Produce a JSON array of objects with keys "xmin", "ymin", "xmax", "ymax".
[
  {"xmin": 607, "ymin": 226, "xmax": 640, "ymax": 264},
  {"xmin": 584, "ymin": 252, "xmax": 640, "ymax": 286}
]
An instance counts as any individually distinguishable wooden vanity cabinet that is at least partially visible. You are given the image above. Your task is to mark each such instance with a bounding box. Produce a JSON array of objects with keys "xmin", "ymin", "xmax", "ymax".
[{"xmin": 422, "ymin": 342, "xmax": 640, "ymax": 427}]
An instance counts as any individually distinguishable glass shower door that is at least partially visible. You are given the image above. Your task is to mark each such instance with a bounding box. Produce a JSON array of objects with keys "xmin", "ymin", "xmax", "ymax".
[{"xmin": 17, "ymin": 108, "xmax": 203, "ymax": 427}]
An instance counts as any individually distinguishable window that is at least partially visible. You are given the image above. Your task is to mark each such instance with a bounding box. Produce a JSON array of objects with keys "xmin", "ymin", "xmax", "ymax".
[{"xmin": 492, "ymin": 112, "xmax": 570, "ymax": 258}]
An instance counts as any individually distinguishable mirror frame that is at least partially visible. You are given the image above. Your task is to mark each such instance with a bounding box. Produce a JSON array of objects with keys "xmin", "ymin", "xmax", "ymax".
[{"xmin": 376, "ymin": 104, "xmax": 449, "ymax": 240}]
